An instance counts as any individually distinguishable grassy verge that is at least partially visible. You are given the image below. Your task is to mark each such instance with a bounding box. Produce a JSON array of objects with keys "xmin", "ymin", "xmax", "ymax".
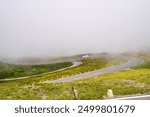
[
  {"xmin": 0, "ymin": 58, "xmax": 124, "ymax": 99},
  {"xmin": 0, "ymin": 68, "xmax": 149, "ymax": 100},
  {"xmin": 38, "ymin": 58, "xmax": 124, "ymax": 81},
  {"xmin": 0, "ymin": 62, "xmax": 72, "ymax": 79}
]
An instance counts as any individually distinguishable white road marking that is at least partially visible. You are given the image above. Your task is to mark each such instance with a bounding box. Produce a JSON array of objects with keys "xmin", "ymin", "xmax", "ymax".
[{"xmin": 110, "ymin": 95, "xmax": 150, "ymax": 100}]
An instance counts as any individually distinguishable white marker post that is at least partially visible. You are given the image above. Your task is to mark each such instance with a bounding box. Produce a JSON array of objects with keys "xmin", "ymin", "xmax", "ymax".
[{"xmin": 107, "ymin": 89, "xmax": 114, "ymax": 98}]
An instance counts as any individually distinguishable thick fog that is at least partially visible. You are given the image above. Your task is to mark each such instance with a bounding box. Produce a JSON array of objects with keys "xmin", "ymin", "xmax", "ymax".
[{"xmin": 0, "ymin": 0, "xmax": 150, "ymax": 58}]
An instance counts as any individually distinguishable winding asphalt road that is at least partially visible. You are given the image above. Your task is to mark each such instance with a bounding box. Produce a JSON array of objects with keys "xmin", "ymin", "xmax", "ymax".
[
  {"xmin": 49, "ymin": 55, "xmax": 144, "ymax": 83},
  {"xmin": 0, "ymin": 61, "xmax": 82, "ymax": 81},
  {"xmin": 0, "ymin": 54, "xmax": 144, "ymax": 82}
]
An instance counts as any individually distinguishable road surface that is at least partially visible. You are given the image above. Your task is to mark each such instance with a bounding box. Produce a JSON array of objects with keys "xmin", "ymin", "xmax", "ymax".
[
  {"xmin": 0, "ymin": 61, "xmax": 82, "ymax": 81},
  {"xmin": 0, "ymin": 54, "xmax": 144, "ymax": 82},
  {"xmin": 111, "ymin": 95, "xmax": 150, "ymax": 100},
  {"xmin": 49, "ymin": 55, "xmax": 144, "ymax": 83}
]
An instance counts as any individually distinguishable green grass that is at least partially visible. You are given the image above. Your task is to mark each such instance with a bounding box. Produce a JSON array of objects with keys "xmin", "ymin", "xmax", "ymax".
[
  {"xmin": 0, "ymin": 62, "xmax": 72, "ymax": 79},
  {"xmin": 134, "ymin": 61, "xmax": 150, "ymax": 69},
  {"xmin": 1, "ymin": 55, "xmax": 149, "ymax": 100},
  {"xmin": 0, "ymin": 68, "xmax": 149, "ymax": 100},
  {"xmin": 0, "ymin": 57, "xmax": 125, "ymax": 99},
  {"xmin": 32, "ymin": 58, "xmax": 123, "ymax": 81}
]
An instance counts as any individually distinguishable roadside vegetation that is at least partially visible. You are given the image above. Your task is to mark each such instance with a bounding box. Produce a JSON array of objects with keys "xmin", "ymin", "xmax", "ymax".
[
  {"xmin": 0, "ymin": 54, "xmax": 149, "ymax": 100},
  {"xmin": 0, "ymin": 68, "xmax": 149, "ymax": 100},
  {"xmin": 0, "ymin": 57, "xmax": 124, "ymax": 99},
  {"xmin": 0, "ymin": 62, "xmax": 72, "ymax": 79},
  {"xmin": 32, "ymin": 58, "xmax": 124, "ymax": 81}
]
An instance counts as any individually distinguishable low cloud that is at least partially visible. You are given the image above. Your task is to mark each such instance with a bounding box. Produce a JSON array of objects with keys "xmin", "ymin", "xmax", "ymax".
[{"xmin": 0, "ymin": 0, "xmax": 150, "ymax": 58}]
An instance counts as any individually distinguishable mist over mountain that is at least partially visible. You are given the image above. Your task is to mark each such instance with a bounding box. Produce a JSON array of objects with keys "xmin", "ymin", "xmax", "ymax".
[{"xmin": 0, "ymin": 0, "xmax": 150, "ymax": 58}]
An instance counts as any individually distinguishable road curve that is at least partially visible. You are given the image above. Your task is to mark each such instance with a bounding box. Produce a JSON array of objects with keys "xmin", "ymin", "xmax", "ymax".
[
  {"xmin": 49, "ymin": 55, "xmax": 144, "ymax": 83},
  {"xmin": 0, "ymin": 62, "xmax": 82, "ymax": 81}
]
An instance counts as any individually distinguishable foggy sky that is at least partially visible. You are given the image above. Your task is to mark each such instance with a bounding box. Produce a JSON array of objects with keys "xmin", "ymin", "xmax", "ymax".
[{"xmin": 0, "ymin": 0, "xmax": 150, "ymax": 58}]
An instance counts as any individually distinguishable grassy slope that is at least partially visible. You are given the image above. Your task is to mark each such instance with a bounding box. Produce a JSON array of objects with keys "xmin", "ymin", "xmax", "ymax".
[
  {"xmin": 0, "ymin": 62, "xmax": 72, "ymax": 79},
  {"xmin": 0, "ymin": 58, "xmax": 124, "ymax": 99},
  {"xmin": 38, "ymin": 58, "xmax": 123, "ymax": 81}
]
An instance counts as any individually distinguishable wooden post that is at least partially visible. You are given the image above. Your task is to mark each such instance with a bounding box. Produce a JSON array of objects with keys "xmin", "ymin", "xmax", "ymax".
[{"xmin": 72, "ymin": 86, "xmax": 78, "ymax": 100}]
